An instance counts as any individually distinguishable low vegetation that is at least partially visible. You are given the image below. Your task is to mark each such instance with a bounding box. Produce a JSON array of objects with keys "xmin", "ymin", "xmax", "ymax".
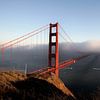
[
  {"xmin": 0, "ymin": 71, "xmax": 74, "ymax": 100},
  {"xmin": 0, "ymin": 71, "xmax": 99, "ymax": 100}
]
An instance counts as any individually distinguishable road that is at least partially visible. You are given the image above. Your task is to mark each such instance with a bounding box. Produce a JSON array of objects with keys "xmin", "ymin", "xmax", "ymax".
[{"xmin": 60, "ymin": 53, "xmax": 100, "ymax": 87}]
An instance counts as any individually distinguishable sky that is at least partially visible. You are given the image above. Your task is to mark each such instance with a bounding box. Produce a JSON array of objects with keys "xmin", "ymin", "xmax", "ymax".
[{"xmin": 0, "ymin": 0, "xmax": 100, "ymax": 43}]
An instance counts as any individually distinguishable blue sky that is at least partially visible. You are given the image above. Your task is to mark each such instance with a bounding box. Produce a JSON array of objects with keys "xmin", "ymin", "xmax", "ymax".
[{"xmin": 0, "ymin": 0, "xmax": 100, "ymax": 43}]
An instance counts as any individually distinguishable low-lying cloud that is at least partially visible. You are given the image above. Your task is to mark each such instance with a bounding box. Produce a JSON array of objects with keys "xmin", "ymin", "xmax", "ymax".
[{"xmin": 0, "ymin": 40, "xmax": 100, "ymax": 70}]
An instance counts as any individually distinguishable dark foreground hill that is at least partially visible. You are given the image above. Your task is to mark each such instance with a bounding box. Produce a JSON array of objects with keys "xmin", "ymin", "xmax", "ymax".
[
  {"xmin": 0, "ymin": 71, "xmax": 74, "ymax": 100},
  {"xmin": 0, "ymin": 71, "xmax": 100, "ymax": 100}
]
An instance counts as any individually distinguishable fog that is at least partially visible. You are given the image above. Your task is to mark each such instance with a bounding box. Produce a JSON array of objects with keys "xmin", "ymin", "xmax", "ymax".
[
  {"xmin": 75, "ymin": 40, "xmax": 100, "ymax": 52},
  {"xmin": 0, "ymin": 40, "xmax": 100, "ymax": 71}
]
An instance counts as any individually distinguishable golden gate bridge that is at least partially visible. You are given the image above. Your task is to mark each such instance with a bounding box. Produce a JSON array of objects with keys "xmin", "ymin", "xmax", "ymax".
[{"xmin": 0, "ymin": 22, "xmax": 89, "ymax": 77}]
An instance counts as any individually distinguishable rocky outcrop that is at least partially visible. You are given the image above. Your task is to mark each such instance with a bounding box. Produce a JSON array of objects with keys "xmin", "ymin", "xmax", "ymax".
[{"xmin": 0, "ymin": 71, "xmax": 75, "ymax": 100}]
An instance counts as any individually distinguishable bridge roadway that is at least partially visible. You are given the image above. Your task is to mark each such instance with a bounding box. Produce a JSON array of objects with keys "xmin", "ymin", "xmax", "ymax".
[
  {"xmin": 60, "ymin": 53, "xmax": 100, "ymax": 87},
  {"xmin": 27, "ymin": 54, "xmax": 89, "ymax": 76}
]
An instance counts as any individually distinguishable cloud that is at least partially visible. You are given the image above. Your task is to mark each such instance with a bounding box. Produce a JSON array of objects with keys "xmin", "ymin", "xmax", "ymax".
[
  {"xmin": 78, "ymin": 40, "xmax": 100, "ymax": 52},
  {"xmin": 1, "ymin": 40, "xmax": 100, "ymax": 69}
]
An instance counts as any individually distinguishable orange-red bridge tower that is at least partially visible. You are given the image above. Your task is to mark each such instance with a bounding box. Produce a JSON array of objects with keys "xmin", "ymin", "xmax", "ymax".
[{"xmin": 48, "ymin": 23, "xmax": 59, "ymax": 77}]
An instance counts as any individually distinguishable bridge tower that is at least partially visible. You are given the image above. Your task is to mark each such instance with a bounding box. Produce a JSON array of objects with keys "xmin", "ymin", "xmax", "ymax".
[{"xmin": 48, "ymin": 23, "xmax": 59, "ymax": 77}]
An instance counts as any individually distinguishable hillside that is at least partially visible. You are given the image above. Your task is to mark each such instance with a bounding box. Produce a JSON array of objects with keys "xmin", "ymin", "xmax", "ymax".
[
  {"xmin": 0, "ymin": 71, "xmax": 99, "ymax": 100},
  {"xmin": 0, "ymin": 71, "xmax": 74, "ymax": 100}
]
